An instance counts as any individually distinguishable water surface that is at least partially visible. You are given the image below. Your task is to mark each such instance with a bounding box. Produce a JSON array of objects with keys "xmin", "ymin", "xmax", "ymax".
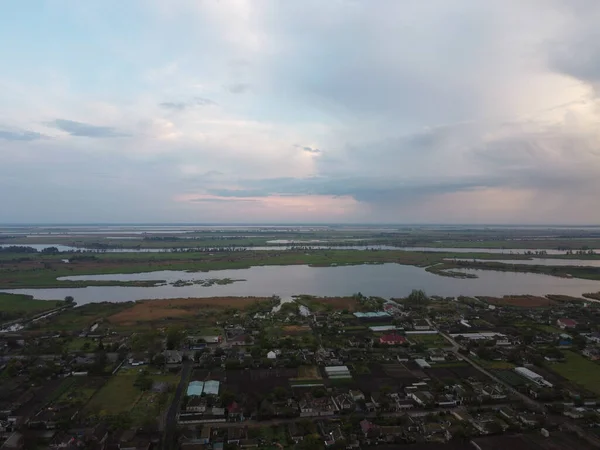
[{"xmin": 3, "ymin": 264, "xmax": 600, "ymax": 305}]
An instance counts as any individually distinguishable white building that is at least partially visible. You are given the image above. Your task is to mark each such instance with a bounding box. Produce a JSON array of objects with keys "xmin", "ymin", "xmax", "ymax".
[
  {"xmin": 267, "ymin": 351, "xmax": 277, "ymax": 359},
  {"xmin": 515, "ymin": 367, "xmax": 553, "ymax": 387}
]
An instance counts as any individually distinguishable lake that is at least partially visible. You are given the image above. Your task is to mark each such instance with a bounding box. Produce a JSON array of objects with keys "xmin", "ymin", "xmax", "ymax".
[{"xmin": 2, "ymin": 263, "xmax": 600, "ymax": 305}]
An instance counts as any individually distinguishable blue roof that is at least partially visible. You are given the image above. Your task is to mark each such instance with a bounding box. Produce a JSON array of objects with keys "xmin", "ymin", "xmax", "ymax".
[
  {"xmin": 353, "ymin": 311, "xmax": 390, "ymax": 318},
  {"xmin": 187, "ymin": 381, "xmax": 204, "ymax": 396},
  {"xmin": 203, "ymin": 380, "xmax": 220, "ymax": 395}
]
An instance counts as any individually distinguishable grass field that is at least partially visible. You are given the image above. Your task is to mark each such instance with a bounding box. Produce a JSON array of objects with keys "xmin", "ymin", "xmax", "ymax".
[
  {"xmin": 293, "ymin": 295, "xmax": 361, "ymax": 312},
  {"xmin": 0, "ymin": 293, "xmax": 65, "ymax": 320},
  {"xmin": 408, "ymin": 333, "xmax": 448, "ymax": 348},
  {"xmin": 479, "ymin": 360, "xmax": 516, "ymax": 370},
  {"xmin": 108, "ymin": 297, "xmax": 270, "ymax": 326},
  {"xmin": 547, "ymin": 351, "xmax": 600, "ymax": 395},
  {"xmin": 35, "ymin": 302, "xmax": 132, "ymax": 331},
  {"xmin": 85, "ymin": 372, "xmax": 179, "ymax": 416}
]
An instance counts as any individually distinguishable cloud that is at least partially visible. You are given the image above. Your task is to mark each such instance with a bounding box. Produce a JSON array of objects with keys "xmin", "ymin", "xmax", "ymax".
[
  {"xmin": 0, "ymin": 128, "xmax": 45, "ymax": 141},
  {"xmin": 2, "ymin": 0, "xmax": 600, "ymax": 223},
  {"xmin": 226, "ymin": 83, "xmax": 250, "ymax": 94},
  {"xmin": 159, "ymin": 97, "xmax": 216, "ymax": 111},
  {"xmin": 46, "ymin": 119, "xmax": 129, "ymax": 138}
]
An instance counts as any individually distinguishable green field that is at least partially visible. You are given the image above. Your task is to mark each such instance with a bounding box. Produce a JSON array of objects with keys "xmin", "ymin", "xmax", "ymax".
[
  {"xmin": 0, "ymin": 293, "xmax": 65, "ymax": 321},
  {"xmin": 86, "ymin": 372, "xmax": 179, "ymax": 417},
  {"xmin": 34, "ymin": 302, "xmax": 132, "ymax": 331},
  {"xmin": 408, "ymin": 333, "xmax": 448, "ymax": 348},
  {"xmin": 547, "ymin": 351, "xmax": 600, "ymax": 395}
]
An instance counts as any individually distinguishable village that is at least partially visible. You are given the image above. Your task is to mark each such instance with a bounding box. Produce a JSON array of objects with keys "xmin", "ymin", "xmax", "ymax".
[{"xmin": 2, "ymin": 291, "xmax": 600, "ymax": 450}]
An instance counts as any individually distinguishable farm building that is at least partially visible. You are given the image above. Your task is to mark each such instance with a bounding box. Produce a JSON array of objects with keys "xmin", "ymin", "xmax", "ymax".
[
  {"xmin": 187, "ymin": 381, "xmax": 205, "ymax": 397},
  {"xmin": 369, "ymin": 325, "xmax": 398, "ymax": 332},
  {"xmin": 204, "ymin": 380, "xmax": 220, "ymax": 395},
  {"xmin": 514, "ymin": 367, "xmax": 553, "ymax": 387},
  {"xmin": 414, "ymin": 359, "xmax": 431, "ymax": 369},
  {"xmin": 325, "ymin": 366, "xmax": 352, "ymax": 379},
  {"xmin": 353, "ymin": 311, "xmax": 391, "ymax": 321}
]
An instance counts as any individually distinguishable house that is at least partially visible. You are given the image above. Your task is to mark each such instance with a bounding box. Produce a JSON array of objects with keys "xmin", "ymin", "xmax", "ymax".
[
  {"xmin": 164, "ymin": 350, "xmax": 183, "ymax": 366},
  {"xmin": 556, "ymin": 318, "xmax": 577, "ymax": 329},
  {"xmin": 481, "ymin": 384, "xmax": 507, "ymax": 401},
  {"xmin": 333, "ymin": 393, "xmax": 355, "ymax": 411},
  {"xmin": 413, "ymin": 320, "xmax": 430, "ymax": 331},
  {"xmin": 227, "ymin": 401, "xmax": 244, "ymax": 422},
  {"xmin": 379, "ymin": 334, "xmax": 407, "ymax": 345},
  {"xmin": 266, "ymin": 351, "xmax": 277, "ymax": 360},
  {"xmin": 187, "ymin": 397, "xmax": 207, "ymax": 413},
  {"xmin": 583, "ymin": 348, "xmax": 600, "ymax": 361},
  {"xmin": 409, "ymin": 391, "xmax": 434, "ymax": 406},
  {"xmin": 349, "ymin": 390, "xmax": 365, "ymax": 401},
  {"xmin": 558, "ymin": 334, "xmax": 572, "ymax": 346}
]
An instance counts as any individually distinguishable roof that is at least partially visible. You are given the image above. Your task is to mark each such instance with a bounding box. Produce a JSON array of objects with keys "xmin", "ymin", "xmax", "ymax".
[
  {"xmin": 203, "ymin": 380, "xmax": 220, "ymax": 395},
  {"xmin": 354, "ymin": 311, "xmax": 390, "ymax": 318},
  {"xmin": 557, "ymin": 318, "xmax": 577, "ymax": 327},
  {"xmin": 370, "ymin": 325, "xmax": 397, "ymax": 332},
  {"xmin": 515, "ymin": 367, "xmax": 543, "ymax": 380},
  {"xmin": 187, "ymin": 381, "xmax": 204, "ymax": 396},
  {"xmin": 380, "ymin": 334, "xmax": 406, "ymax": 344},
  {"xmin": 325, "ymin": 365, "xmax": 350, "ymax": 372}
]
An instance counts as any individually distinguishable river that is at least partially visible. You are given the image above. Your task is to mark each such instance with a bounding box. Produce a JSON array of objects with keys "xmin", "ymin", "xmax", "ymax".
[
  {"xmin": 2, "ymin": 243, "xmax": 599, "ymax": 255},
  {"xmin": 2, "ymin": 264, "xmax": 600, "ymax": 305}
]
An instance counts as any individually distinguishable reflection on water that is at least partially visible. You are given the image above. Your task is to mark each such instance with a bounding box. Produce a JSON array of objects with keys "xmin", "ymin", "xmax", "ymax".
[{"xmin": 2, "ymin": 264, "xmax": 600, "ymax": 305}]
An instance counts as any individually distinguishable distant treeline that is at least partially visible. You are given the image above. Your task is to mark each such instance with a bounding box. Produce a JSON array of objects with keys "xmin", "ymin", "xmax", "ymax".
[{"xmin": 0, "ymin": 246, "xmax": 59, "ymax": 254}]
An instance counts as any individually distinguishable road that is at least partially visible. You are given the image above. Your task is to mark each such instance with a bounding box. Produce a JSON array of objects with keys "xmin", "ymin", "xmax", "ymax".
[
  {"xmin": 438, "ymin": 331, "xmax": 544, "ymax": 412},
  {"xmin": 162, "ymin": 361, "xmax": 192, "ymax": 450}
]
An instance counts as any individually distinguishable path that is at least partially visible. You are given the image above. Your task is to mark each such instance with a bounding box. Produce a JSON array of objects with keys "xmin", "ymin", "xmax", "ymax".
[{"xmin": 162, "ymin": 361, "xmax": 192, "ymax": 450}]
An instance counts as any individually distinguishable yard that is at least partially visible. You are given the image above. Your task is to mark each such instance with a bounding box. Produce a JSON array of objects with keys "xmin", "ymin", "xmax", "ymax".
[
  {"xmin": 49, "ymin": 377, "xmax": 106, "ymax": 408},
  {"xmin": 295, "ymin": 365, "xmax": 322, "ymax": 380},
  {"xmin": 407, "ymin": 333, "xmax": 448, "ymax": 348},
  {"xmin": 85, "ymin": 372, "xmax": 179, "ymax": 416},
  {"xmin": 546, "ymin": 351, "xmax": 600, "ymax": 395}
]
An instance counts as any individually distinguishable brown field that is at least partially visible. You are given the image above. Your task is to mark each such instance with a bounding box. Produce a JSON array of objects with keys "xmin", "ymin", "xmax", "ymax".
[
  {"xmin": 282, "ymin": 325, "xmax": 312, "ymax": 334},
  {"xmin": 108, "ymin": 296, "xmax": 269, "ymax": 325},
  {"xmin": 477, "ymin": 295, "xmax": 556, "ymax": 307},
  {"xmin": 296, "ymin": 366, "xmax": 322, "ymax": 380},
  {"xmin": 296, "ymin": 296, "xmax": 360, "ymax": 311}
]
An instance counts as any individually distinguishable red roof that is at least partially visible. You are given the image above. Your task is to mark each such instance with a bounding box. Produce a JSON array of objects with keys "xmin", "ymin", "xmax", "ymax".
[
  {"xmin": 557, "ymin": 318, "xmax": 577, "ymax": 327},
  {"xmin": 379, "ymin": 334, "xmax": 407, "ymax": 345}
]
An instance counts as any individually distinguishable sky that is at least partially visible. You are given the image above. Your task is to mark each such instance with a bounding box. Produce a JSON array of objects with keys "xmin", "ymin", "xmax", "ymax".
[{"xmin": 1, "ymin": 0, "xmax": 600, "ymax": 224}]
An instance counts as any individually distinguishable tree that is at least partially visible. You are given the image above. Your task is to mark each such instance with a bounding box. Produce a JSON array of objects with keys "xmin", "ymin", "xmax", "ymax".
[
  {"xmin": 134, "ymin": 371, "xmax": 153, "ymax": 391},
  {"xmin": 166, "ymin": 327, "xmax": 184, "ymax": 350},
  {"xmin": 406, "ymin": 289, "xmax": 429, "ymax": 305},
  {"xmin": 64, "ymin": 296, "xmax": 75, "ymax": 304}
]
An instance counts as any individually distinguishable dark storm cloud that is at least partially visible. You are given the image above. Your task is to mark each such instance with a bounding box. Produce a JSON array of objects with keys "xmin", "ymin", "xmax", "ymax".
[
  {"xmin": 46, "ymin": 119, "xmax": 129, "ymax": 138},
  {"xmin": 0, "ymin": 128, "xmax": 45, "ymax": 141}
]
